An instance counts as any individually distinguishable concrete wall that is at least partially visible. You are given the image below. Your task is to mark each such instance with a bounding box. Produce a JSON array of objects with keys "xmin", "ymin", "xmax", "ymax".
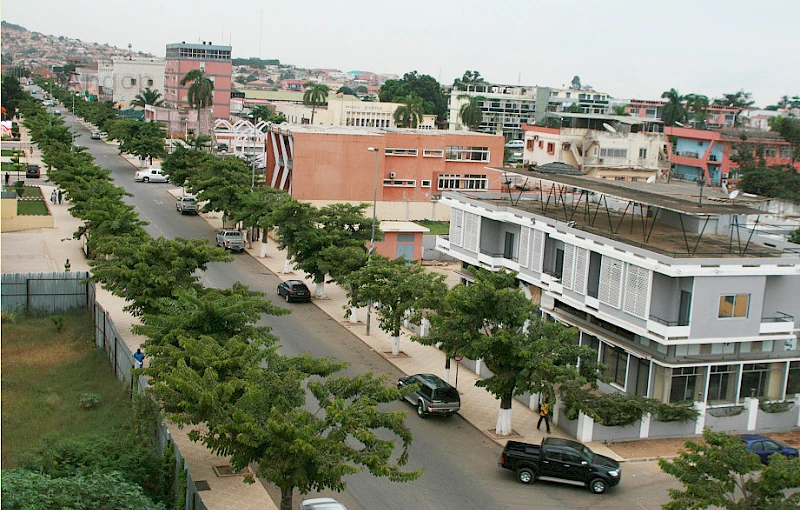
[
  {"xmin": 1, "ymin": 196, "xmax": 54, "ymax": 231},
  {"xmin": 423, "ymin": 235, "xmax": 454, "ymax": 261},
  {"xmin": 648, "ymin": 418, "xmax": 697, "ymax": 439},
  {"xmin": 755, "ymin": 404, "xmax": 799, "ymax": 431},
  {"xmin": 690, "ymin": 275, "xmax": 766, "ymax": 339}
]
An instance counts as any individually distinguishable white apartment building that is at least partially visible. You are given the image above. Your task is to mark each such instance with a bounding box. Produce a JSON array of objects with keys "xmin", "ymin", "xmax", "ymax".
[
  {"xmin": 112, "ymin": 57, "xmax": 166, "ymax": 108},
  {"xmin": 97, "ymin": 59, "xmax": 115, "ymax": 100},
  {"xmin": 549, "ymin": 88, "xmax": 611, "ymax": 114},
  {"xmin": 274, "ymin": 95, "xmax": 437, "ymax": 129},
  {"xmin": 523, "ymin": 113, "xmax": 670, "ymax": 181},
  {"xmin": 447, "ymin": 84, "xmax": 552, "ymax": 141},
  {"xmin": 435, "ymin": 174, "xmax": 800, "ymax": 441}
]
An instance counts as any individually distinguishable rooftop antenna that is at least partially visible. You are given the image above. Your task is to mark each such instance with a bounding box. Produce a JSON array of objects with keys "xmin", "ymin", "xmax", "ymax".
[
  {"xmin": 696, "ymin": 176, "xmax": 706, "ymax": 207},
  {"xmin": 646, "ymin": 175, "xmax": 656, "ymax": 184}
]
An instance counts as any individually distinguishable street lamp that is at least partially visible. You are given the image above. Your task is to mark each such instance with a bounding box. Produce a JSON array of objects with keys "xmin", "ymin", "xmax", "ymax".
[{"xmin": 365, "ymin": 147, "xmax": 380, "ymax": 335}]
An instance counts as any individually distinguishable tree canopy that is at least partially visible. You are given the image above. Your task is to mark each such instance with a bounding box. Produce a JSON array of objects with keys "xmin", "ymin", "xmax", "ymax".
[
  {"xmin": 379, "ymin": 71, "xmax": 447, "ymax": 122},
  {"xmin": 392, "ymin": 94, "xmax": 426, "ymax": 128}
]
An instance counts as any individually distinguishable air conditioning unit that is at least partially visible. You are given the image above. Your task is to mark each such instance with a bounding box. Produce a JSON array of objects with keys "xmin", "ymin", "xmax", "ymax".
[{"xmin": 389, "ymin": 172, "xmax": 396, "ymax": 178}]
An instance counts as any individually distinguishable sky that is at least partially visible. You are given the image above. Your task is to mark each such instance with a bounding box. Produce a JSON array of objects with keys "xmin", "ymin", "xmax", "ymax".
[{"xmin": 3, "ymin": 0, "xmax": 799, "ymax": 106}]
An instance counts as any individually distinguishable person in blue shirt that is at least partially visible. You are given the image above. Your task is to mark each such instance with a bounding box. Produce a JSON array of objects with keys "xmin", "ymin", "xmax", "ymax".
[{"xmin": 133, "ymin": 349, "xmax": 145, "ymax": 368}]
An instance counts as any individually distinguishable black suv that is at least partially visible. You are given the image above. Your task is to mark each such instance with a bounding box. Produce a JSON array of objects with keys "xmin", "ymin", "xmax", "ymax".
[
  {"xmin": 25, "ymin": 164, "xmax": 41, "ymax": 178},
  {"xmin": 397, "ymin": 373, "xmax": 460, "ymax": 418}
]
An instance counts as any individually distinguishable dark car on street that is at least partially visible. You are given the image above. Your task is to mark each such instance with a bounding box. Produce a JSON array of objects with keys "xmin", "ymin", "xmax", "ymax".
[
  {"xmin": 277, "ymin": 280, "xmax": 311, "ymax": 302},
  {"xmin": 740, "ymin": 434, "xmax": 798, "ymax": 464},
  {"xmin": 397, "ymin": 373, "xmax": 461, "ymax": 418},
  {"xmin": 25, "ymin": 164, "xmax": 41, "ymax": 178}
]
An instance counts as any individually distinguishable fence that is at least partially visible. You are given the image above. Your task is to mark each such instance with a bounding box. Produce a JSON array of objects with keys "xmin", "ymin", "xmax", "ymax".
[{"xmin": 1, "ymin": 271, "xmax": 92, "ymax": 313}]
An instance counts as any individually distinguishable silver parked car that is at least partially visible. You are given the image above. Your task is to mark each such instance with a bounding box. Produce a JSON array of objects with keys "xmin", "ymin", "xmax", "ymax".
[
  {"xmin": 299, "ymin": 498, "xmax": 348, "ymax": 510},
  {"xmin": 134, "ymin": 168, "xmax": 169, "ymax": 183},
  {"xmin": 215, "ymin": 229, "xmax": 245, "ymax": 252}
]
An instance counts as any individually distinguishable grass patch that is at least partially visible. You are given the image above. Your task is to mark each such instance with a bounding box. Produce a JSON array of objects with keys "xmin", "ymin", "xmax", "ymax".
[
  {"xmin": 14, "ymin": 186, "xmax": 44, "ymax": 198},
  {"xmin": 416, "ymin": 220, "xmax": 450, "ymax": 235},
  {"xmin": 2, "ymin": 162, "xmax": 26, "ymax": 172},
  {"xmin": 1, "ymin": 312, "xmax": 135, "ymax": 468},
  {"xmin": 17, "ymin": 199, "xmax": 49, "ymax": 215},
  {"xmin": 1, "ymin": 149, "xmax": 18, "ymax": 157}
]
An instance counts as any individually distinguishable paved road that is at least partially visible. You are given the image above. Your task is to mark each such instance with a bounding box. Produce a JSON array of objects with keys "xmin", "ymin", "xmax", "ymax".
[{"xmin": 67, "ymin": 116, "xmax": 678, "ymax": 509}]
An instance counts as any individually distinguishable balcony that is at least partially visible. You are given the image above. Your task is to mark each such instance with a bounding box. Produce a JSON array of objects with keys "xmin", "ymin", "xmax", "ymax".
[
  {"xmin": 647, "ymin": 314, "xmax": 691, "ymax": 339},
  {"xmin": 674, "ymin": 150, "xmax": 700, "ymax": 159},
  {"xmin": 759, "ymin": 312, "xmax": 795, "ymax": 335}
]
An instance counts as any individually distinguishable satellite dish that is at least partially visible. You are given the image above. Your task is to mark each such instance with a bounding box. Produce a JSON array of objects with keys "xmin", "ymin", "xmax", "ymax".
[
  {"xmin": 728, "ymin": 190, "xmax": 740, "ymax": 200},
  {"xmin": 602, "ymin": 123, "xmax": 616, "ymax": 133},
  {"xmin": 646, "ymin": 175, "xmax": 656, "ymax": 184},
  {"xmin": 674, "ymin": 121, "xmax": 685, "ymax": 127}
]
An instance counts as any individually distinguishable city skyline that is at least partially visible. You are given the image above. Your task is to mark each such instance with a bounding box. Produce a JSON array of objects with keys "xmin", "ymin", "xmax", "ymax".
[{"xmin": 3, "ymin": 0, "xmax": 798, "ymax": 106}]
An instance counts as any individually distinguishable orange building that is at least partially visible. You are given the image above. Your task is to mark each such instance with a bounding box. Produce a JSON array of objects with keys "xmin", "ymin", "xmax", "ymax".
[
  {"xmin": 263, "ymin": 125, "xmax": 506, "ymax": 220},
  {"xmin": 164, "ymin": 42, "xmax": 232, "ymax": 119}
]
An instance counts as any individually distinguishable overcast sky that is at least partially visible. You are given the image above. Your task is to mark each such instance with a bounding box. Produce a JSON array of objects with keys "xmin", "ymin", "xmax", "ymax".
[{"xmin": 4, "ymin": 0, "xmax": 798, "ymax": 106}]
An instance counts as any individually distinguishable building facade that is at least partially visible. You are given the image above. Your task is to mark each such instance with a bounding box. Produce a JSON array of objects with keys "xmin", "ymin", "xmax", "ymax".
[
  {"xmin": 549, "ymin": 88, "xmax": 611, "ymax": 114},
  {"xmin": 111, "ymin": 57, "xmax": 166, "ymax": 109},
  {"xmin": 262, "ymin": 125, "xmax": 505, "ymax": 220},
  {"xmin": 447, "ymin": 84, "xmax": 551, "ymax": 141},
  {"xmin": 522, "ymin": 113, "xmax": 670, "ymax": 181},
  {"xmin": 435, "ymin": 175, "xmax": 800, "ymax": 438},
  {"xmin": 164, "ymin": 42, "xmax": 232, "ymax": 119},
  {"xmin": 274, "ymin": 95, "xmax": 437, "ymax": 129}
]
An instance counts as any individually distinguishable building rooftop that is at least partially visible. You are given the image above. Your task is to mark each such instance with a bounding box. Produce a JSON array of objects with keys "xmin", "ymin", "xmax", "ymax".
[
  {"xmin": 380, "ymin": 221, "xmax": 430, "ymax": 233},
  {"xmin": 267, "ymin": 124, "xmax": 501, "ymax": 138},
  {"xmin": 546, "ymin": 112, "xmax": 663, "ymax": 125}
]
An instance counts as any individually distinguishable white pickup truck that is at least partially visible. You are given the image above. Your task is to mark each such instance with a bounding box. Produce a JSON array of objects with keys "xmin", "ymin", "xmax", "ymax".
[
  {"xmin": 215, "ymin": 229, "xmax": 246, "ymax": 252},
  {"xmin": 176, "ymin": 196, "xmax": 198, "ymax": 215}
]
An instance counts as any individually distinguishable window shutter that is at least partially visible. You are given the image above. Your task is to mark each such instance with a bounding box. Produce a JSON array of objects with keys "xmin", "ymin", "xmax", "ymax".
[{"xmin": 598, "ymin": 256, "xmax": 623, "ymax": 308}]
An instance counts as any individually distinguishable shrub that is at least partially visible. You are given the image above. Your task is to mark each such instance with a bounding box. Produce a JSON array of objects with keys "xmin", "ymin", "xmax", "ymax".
[
  {"xmin": 79, "ymin": 392, "xmax": 101, "ymax": 409},
  {"xmin": 758, "ymin": 398, "xmax": 794, "ymax": 414}
]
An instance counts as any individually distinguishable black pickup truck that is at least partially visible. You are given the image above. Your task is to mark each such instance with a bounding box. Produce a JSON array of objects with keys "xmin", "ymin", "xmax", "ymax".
[{"xmin": 499, "ymin": 438, "xmax": 621, "ymax": 494}]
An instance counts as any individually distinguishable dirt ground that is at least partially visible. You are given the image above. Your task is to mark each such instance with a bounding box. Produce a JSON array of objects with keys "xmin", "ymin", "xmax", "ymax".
[{"xmin": 605, "ymin": 430, "xmax": 800, "ymax": 460}]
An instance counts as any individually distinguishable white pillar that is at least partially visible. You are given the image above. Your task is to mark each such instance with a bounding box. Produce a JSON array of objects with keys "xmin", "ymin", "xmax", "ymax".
[
  {"xmin": 795, "ymin": 394, "xmax": 800, "ymax": 427},
  {"xmin": 259, "ymin": 241, "xmax": 268, "ymax": 258},
  {"xmin": 551, "ymin": 396, "xmax": 561, "ymax": 426},
  {"xmin": 475, "ymin": 359, "xmax": 483, "ymax": 377},
  {"xmin": 639, "ymin": 412, "xmax": 652, "ymax": 439},
  {"xmin": 745, "ymin": 397, "xmax": 759, "ymax": 431},
  {"xmin": 496, "ymin": 408, "xmax": 513, "ymax": 436},
  {"xmin": 349, "ymin": 306, "xmax": 358, "ymax": 324},
  {"xmin": 576, "ymin": 411, "xmax": 594, "ymax": 443},
  {"xmin": 283, "ymin": 256, "xmax": 292, "ymax": 274},
  {"xmin": 391, "ymin": 335, "xmax": 400, "ymax": 356},
  {"xmin": 419, "ymin": 318, "xmax": 430, "ymax": 337},
  {"xmin": 693, "ymin": 401, "xmax": 707, "ymax": 435}
]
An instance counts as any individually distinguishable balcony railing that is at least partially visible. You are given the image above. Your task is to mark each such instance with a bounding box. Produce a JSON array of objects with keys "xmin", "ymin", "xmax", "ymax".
[
  {"xmin": 649, "ymin": 314, "xmax": 690, "ymax": 327},
  {"xmin": 479, "ymin": 249, "xmax": 518, "ymax": 263},
  {"xmin": 761, "ymin": 312, "xmax": 794, "ymax": 323},
  {"xmin": 674, "ymin": 150, "xmax": 700, "ymax": 159}
]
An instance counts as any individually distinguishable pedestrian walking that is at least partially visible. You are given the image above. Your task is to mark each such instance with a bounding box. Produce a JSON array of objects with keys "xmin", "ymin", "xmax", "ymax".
[
  {"xmin": 64, "ymin": 259, "xmax": 71, "ymax": 272},
  {"xmin": 133, "ymin": 349, "xmax": 145, "ymax": 368},
  {"xmin": 30, "ymin": 147, "xmax": 34, "ymax": 156},
  {"xmin": 51, "ymin": 190, "xmax": 57, "ymax": 203},
  {"xmin": 57, "ymin": 189, "xmax": 63, "ymax": 204},
  {"xmin": 537, "ymin": 398, "xmax": 551, "ymax": 434},
  {"xmin": 4, "ymin": 172, "xmax": 9, "ymax": 186}
]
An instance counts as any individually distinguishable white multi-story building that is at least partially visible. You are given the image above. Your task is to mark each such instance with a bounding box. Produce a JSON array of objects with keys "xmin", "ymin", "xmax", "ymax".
[
  {"xmin": 523, "ymin": 113, "xmax": 670, "ymax": 181},
  {"xmin": 548, "ymin": 88, "xmax": 611, "ymax": 114},
  {"xmin": 97, "ymin": 59, "xmax": 115, "ymax": 101},
  {"xmin": 112, "ymin": 57, "xmax": 166, "ymax": 108},
  {"xmin": 436, "ymin": 174, "xmax": 800, "ymax": 440},
  {"xmin": 274, "ymin": 95, "xmax": 437, "ymax": 129},
  {"xmin": 447, "ymin": 84, "xmax": 552, "ymax": 141}
]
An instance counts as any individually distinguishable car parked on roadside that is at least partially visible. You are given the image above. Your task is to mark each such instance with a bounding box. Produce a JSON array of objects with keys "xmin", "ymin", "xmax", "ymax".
[
  {"xmin": 214, "ymin": 229, "xmax": 245, "ymax": 252},
  {"xmin": 25, "ymin": 164, "xmax": 41, "ymax": 178},
  {"xmin": 134, "ymin": 168, "xmax": 169, "ymax": 183},
  {"xmin": 299, "ymin": 498, "xmax": 348, "ymax": 510},
  {"xmin": 91, "ymin": 131, "xmax": 102, "ymax": 140},
  {"xmin": 397, "ymin": 373, "xmax": 460, "ymax": 418},
  {"xmin": 505, "ymin": 139, "xmax": 525, "ymax": 149},
  {"xmin": 740, "ymin": 434, "xmax": 798, "ymax": 464},
  {"xmin": 277, "ymin": 280, "xmax": 312, "ymax": 303},
  {"xmin": 176, "ymin": 196, "xmax": 198, "ymax": 215},
  {"xmin": 53, "ymin": 109, "xmax": 61, "ymax": 116}
]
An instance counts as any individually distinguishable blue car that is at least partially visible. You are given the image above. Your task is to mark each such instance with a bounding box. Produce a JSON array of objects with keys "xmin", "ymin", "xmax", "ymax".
[{"xmin": 740, "ymin": 434, "xmax": 798, "ymax": 464}]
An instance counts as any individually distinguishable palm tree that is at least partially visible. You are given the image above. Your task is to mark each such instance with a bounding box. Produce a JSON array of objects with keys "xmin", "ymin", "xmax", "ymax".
[
  {"xmin": 180, "ymin": 70, "xmax": 214, "ymax": 136},
  {"xmin": 458, "ymin": 94, "xmax": 485, "ymax": 131},
  {"xmin": 130, "ymin": 88, "xmax": 165, "ymax": 108},
  {"xmin": 684, "ymin": 94, "xmax": 710, "ymax": 129},
  {"xmin": 392, "ymin": 94, "xmax": 425, "ymax": 128},
  {"xmin": 178, "ymin": 134, "xmax": 212, "ymax": 151},
  {"xmin": 302, "ymin": 82, "xmax": 330, "ymax": 124},
  {"xmin": 611, "ymin": 104, "xmax": 630, "ymax": 116},
  {"xmin": 660, "ymin": 88, "xmax": 688, "ymax": 127}
]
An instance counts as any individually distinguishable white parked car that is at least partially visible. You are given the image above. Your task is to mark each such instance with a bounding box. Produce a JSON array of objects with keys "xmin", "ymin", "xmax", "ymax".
[
  {"xmin": 134, "ymin": 168, "xmax": 169, "ymax": 183},
  {"xmin": 299, "ymin": 498, "xmax": 348, "ymax": 510},
  {"xmin": 505, "ymin": 140, "xmax": 525, "ymax": 149}
]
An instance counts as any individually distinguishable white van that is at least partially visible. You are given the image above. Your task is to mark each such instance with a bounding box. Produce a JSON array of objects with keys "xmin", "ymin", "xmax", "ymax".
[{"xmin": 505, "ymin": 140, "xmax": 525, "ymax": 149}]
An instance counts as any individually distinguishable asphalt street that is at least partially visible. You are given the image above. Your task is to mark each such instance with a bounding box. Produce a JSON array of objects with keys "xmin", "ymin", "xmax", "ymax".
[{"xmin": 66, "ymin": 115, "xmax": 679, "ymax": 510}]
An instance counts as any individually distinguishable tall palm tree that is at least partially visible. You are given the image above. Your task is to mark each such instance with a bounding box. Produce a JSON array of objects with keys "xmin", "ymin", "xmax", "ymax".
[
  {"xmin": 660, "ymin": 88, "xmax": 688, "ymax": 127},
  {"xmin": 302, "ymin": 82, "xmax": 330, "ymax": 124},
  {"xmin": 458, "ymin": 94, "xmax": 485, "ymax": 131},
  {"xmin": 392, "ymin": 94, "xmax": 425, "ymax": 128},
  {"xmin": 180, "ymin": 70, "xmax": 214, "ymax": 136},
  {"xmin": 684, "ymin": 94, "xmax": 710, "ymax": 129},
  {"xmin": 130, "ymin": 88, "xmax": 165, "ymax": 108}
]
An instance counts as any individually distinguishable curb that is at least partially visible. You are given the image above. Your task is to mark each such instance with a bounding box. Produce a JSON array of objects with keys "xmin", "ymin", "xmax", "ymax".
[{"xmin": 620, "ymin": 455, "xmax": 678, "ymax": 463}]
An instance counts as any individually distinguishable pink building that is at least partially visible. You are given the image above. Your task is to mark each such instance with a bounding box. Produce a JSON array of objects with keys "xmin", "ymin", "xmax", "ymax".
[
  {"xmin": 164, "ymin": 42, "xmax": 232, "ymax": 120},
  {"xmin": 374, "ymin": 221, "xmax": 429, "ymax": 261},
  {"xmin": 263, "ymin": 125, "xmax": 505, "ymax": 220}
]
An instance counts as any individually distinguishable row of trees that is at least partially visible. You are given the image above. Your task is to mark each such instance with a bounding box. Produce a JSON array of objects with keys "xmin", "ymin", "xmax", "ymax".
[{"xmin": 20, "ymin": 86, "xmax": 422, "ymax": 510}]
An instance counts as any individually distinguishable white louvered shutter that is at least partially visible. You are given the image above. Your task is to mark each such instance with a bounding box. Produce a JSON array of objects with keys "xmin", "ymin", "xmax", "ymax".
[
  {"xmin": 518, "ymin": 227, "xmax": 531, "ymax": 268},
  {"xmin": 463, "ymin": 212, "xmax": 480, "ymax": 252},
  {"xmin": 598, "ymin": 256, "xmax": 623, "ymax": 308},
  {"xmin": 623, "ymin": 264, "xmax": 650, "ymax": 319},
  {"xmin": 573, "ymin": 247, "xmax": 588, "ymax": 294},
  {"xmin": 562, "ymin": 244, "xmax": 575, "ymax": 289},
  {"xmin": 450, "ymin": 209, "xmax": 464, "ymax": 247},
  {"xmin": 531, "ymin": 230, "xmax": 544, "ymax": 271}
]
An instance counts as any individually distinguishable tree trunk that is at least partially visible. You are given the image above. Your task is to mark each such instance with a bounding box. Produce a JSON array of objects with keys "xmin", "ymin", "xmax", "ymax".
[
  {"xmin": 283, "ymin": 255, "xmax": 292, "ymax": 274},
  {"xmin": 260, "ymin": 230, "xmax": 269, "ymax": 257},
  {"xmin": 349, "ymin": 306, "xmax": 359, "ymax": 324},
  {"xmin": 314, "ymin": 279, "xmax": 325, "ymax": 298},
  {"xmin": 280, "ymin": 487, "xmax": 293, "ymax": 510},
  {"xmin": 391, "ymin": 333, "xmax": 400, "ymax": 356},
  {"xmin": 495, "ymin": 393, "xmax": 513, "ymax": 436}
]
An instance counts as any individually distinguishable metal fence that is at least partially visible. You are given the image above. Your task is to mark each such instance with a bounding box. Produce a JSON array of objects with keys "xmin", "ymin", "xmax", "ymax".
[{"xmin": 1, "ymin": 271, "xmax": 92, "ymax": 313}]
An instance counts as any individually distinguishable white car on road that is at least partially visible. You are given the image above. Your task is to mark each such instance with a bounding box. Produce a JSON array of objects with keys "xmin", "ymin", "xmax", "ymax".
[{"xmin": 134, "ymin": 168, "xmax": 169, "ymax": 183}]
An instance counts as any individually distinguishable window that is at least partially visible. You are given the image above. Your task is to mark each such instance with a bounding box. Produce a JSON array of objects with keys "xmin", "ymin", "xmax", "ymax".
[
  {"xmin": 763, "ymin": 146, "xmax": 777, "ymax": 158},
  {"xmin": 385, "ymin": 148, "xmax": 418, "ymax": 156},
  {"xmin": 397, "ymin": 233, "xmax": 415, "ymax": 243},
  {"xmin": 146, "ymin": 79, "xmax": 154, "ymax": 87},
  {"xmin": 629, "ymin": 108, "xmax": 639, "ymax": 114},
  {"xmin": 602, "ymin": 343, "xmax": 628, "ymax": 387},
  {"xmin": 438, "ymin": 174, "xmax": 460, "ymax": 190},
  {"xmin": 638, "ymin": 147, "xmax": 647, "ymax": 159},
  {"xmin": 707, "ymin": 364, "xmax": 737, "ymax": 403},
  {"xmin": 780, "ymin": 146, "xmax": 791, "ymax": 158},
  {"xmin": 462, "ymin": 174, "xmax": 488, "ymax": 190},
  {"xmin": 423, "ymin": 149, "xmax": 443, "ymax": 158},
  {"xmin": 670, "ymin": 367, "xmax": 698, "ymax": 403},
  {"xmin": 740, "ymin": 363, "xmax": 771, "ymax": 399},
  {"xmin": 421, "ymin": 179, "xmax": 432, "ymax": 188},
  {"xmin": 547, "ymin": 142, "xmax": 555, "ymax": 155},
  {"xmin": 718, "ymin": 294, "xmax": 749, "ymax": 318},
  {"xmin": 383, "ymin": 179, "xmax": 416, "ymax": 187},
  {"xmin": 599, "ymin": 147, "xmax": 628, "ymax": 159},
  {"xmin": 787, "ymin": 361, "xmax": 800, "ymax": 395},
  {"xmin": 445, "ymin": 146, "xmax": 489, "ymax": 162}
]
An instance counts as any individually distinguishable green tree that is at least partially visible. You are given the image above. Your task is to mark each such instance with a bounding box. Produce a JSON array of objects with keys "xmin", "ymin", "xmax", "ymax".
[
  {"xmin": 1, "ymin": 74, "xmax": 25, "ymax": 119},
  {"xmin": 180, "ymin": 69, "xmax": 214, "ymax": 136},
  {"xmin": 661, "ymin": 88, "xmax": 688, "ymax": 126},
  {"xmin": 458, "ymin": 94, "xmax": 485, "ymax": 130},
  {"xmin": 684, "ymin": 94, "xmax": 710, "ymax": 129},
  {"xmin": 769, "ymin": 115, "xmax": 800, "ymax": 163},
  {"xmin": 345, "ymin": 256, "xmax": 447, "ymax": 355},
  {"xmin": 713, "ymin": 90, "xmax": 754, "ymax": 126},
  {"xmin": 611, "ymin": 104, "xmax": 630, "ymax": 116},
  {"xmin": 130, "ymin": 87, "xmax": 165, "ymax": 108},
  {"xmin": 659, "ymin": 428, "xmax": 800, "ymax": 510},
  {"xmin": 418, "ymin": 269, "xmax": 594, "ymax": 435},
  {"xmin": 452, "ymin": 70, "xmax": 485, "ymax": 91},
  {"xmin": 270, "ymin": 196, "xmax": 316, "ymax": 274},
  {"xmin": 393, "ymin": 94, "xmax": 426, "ymax": 128},
  {"xmin": 570, "ymin": 75, "xmax": 582, "ymax": 90},
  {"xmin": 302, "ymin": 82, "xmax": 330, "ymax": 124},
  {"xmin": 379, "ymin": 71, "xmax": 447, "ymax": 122},
  {"xmin": 188, "ymin": 156, "xmax": 252, "ymax": 224},
  {"xmin": 336, "ymin": 85, "xmax": 356, "ymax": 96},
  {"xmin": 248, "ymin": 104, "xmax": 285, "ymax": 124},
  {"xmin": 789, "ymin": 227, "xmax": 800, "ymax": 244}
]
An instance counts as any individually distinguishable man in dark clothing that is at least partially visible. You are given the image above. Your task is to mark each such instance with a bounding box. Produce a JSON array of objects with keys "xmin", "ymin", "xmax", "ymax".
[
  {"xmin": 537, "ymin": 399, "xmax": 552, "ymax": 433},
  {"xmin": 57, "ymin": 189, "xmax": 63, "ymax": 204}
]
